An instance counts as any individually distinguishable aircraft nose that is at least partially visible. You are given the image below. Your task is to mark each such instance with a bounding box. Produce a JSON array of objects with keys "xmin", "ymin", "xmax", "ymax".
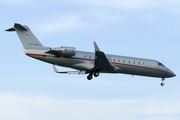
[
  {"xmin": 171, "ymin": 72, "xmax": 176, "ymax": 77},
  {"xmin": 167, "ymin": 69, "xmax": 176, "ymax": 77}
]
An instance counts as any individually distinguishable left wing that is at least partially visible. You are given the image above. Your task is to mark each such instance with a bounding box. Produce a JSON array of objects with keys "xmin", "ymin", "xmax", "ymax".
[{"xmin": 92, "ymin": 42, "xmax": 121, "ymax": 73}]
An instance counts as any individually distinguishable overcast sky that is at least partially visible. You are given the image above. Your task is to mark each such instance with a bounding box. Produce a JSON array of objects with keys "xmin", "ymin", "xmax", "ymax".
[{"xmin": 0, "ymin": 0, "xmax": 180, "ymax": 120}]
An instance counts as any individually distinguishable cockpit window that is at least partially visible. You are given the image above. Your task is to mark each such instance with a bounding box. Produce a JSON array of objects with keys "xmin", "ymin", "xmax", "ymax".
[{"xmin": 158, "ymin": 62, "xmax": 165, "ymax": 66}]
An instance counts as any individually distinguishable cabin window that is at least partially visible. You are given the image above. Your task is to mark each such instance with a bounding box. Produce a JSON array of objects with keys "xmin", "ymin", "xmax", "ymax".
[
  {"xmin": 108, "ymin": 57, "xmax": 111, "ymax": 61},
  {"xmin": 128, "ymin": 61, "xmax": 130, "ymax": 63},
  {"xmin": 133, "ymin": 61, "xmax": 135, "ymax": 64},
  {"xmin": 118, "ymin": 60, "xmax": 120, "ymax": 62},
  {"xmin": 89, "ymin": 56, "xmax": 91, "ymax": 59},
  {"xmin": 123, "ymin": 60, "xmax": 125, "ymax": 63},
  {"xmin": 114, "ymin": 59, "xmax": 115, "ymax": 62},
  {"xmin": 138, "ymin": 62, "xmax": 140, "ymax": 64},
  {"xmin": 143, "ymin": 62, "xmax": 145, "ymax": 65},
  {"xmin": 84, "ymin": 56, "xmax": 86, "ymax": 58}
]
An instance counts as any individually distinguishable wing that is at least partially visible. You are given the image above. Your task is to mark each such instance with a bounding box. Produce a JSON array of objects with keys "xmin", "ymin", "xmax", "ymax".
[
  {"xmin": 93, "ymin": 42, "xmax": 120, "ymax": 73},
  {"xmin": 53, "ymin": 65, "xmax": 86, "ymax": 75}
]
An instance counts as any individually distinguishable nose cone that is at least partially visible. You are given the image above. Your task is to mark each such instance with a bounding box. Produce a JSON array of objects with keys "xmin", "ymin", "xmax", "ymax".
[
  {"xmin": 167, "ymin": 69, "xmax": 176, "ymax": 78},
  {"xmin": 171, "ymin": 72, "xmax": 176, "ymax": 77}
]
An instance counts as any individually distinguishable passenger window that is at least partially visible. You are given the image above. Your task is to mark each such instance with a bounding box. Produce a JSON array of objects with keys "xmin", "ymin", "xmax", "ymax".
[
  {"xmin": 128, "ymin": 61, "xmax": 130, "ymax": 63},
  {"xmin": 89, "ymin": 56, "xmax": 91, "ymax": 59},
  {"xmin": 134, "ymin": 62, "xmax": 135, "ymax": 64},
  {"xmin": 138, "ymin": 62, "xmax": 140, "ymax": 64},
  {"xmin": 114, "ymin": 59, "xmax": 115, "ymax": 62},
  {"xmin": 84, "ymin": 56, "xmax": 86, "ymax": 58},
  {"xmin": 123, "ymin": 60, "xmax": 125, "ymax": 63},
  {"xmin": 118, "ymin": 60, "xmax": 120, "ymax": 62}
]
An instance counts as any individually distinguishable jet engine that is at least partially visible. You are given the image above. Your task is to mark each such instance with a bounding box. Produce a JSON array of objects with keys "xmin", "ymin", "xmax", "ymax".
[
  {"xmin": 48, "ymin": 46, "xmax": 76, "ymax": 57},
  {"xmin": 61, "ymin": 46, "xmax": 76, "ymax": 56}
]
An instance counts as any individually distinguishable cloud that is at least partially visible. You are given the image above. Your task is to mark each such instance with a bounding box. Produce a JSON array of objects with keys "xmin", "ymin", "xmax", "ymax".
[
  {"xmin": 35, "ymin": 11, "xmax": 122, "ymax": 33},
  {"xmin": 1, "ymin": 0, "xmax": 28, "ymax": 5},
  {"xmin": 33, "ymin": 0, "xmax": 180, "ymax": 33},
  {"xmin": 73, "ymin": 0, "xmax": 180, "ymax": 16},
  {"xmin": 75, "ymin": 0, "xmax": 156, "ymax": 10},
  {"xmin": 37, "ymin": 15, "xmax": 82, "ymax": 33},
  {"xmin": 0, "ymin": 93, "xmax": 179, "ymax": 120}
]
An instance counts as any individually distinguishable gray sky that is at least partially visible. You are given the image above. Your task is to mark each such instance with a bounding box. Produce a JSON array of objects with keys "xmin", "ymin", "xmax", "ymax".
[{"xmin": 0, "ymin": 0, "xmax": 180, "ymax": 120}]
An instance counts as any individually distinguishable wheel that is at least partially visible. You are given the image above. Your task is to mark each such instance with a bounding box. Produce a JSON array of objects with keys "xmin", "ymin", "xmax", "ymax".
[
  {"xmin": 94, "ymin": 71, "xmax": 99, "ymax": 77},
  {"xmin": 161, "ymin": 82, "xmax": 164, "ymax": 86},
  {"xmin": 87, "ymin": 75, "xmax": 93, "ymax": 80}
]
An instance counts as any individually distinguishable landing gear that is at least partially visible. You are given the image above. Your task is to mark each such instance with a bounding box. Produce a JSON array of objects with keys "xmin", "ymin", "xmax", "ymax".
[
  {"xmin": 87, "ymin": 74, "xmax": 93, "ymax": 80},
  {"xmin": 87, "ymin": 71, "xmax": 100, "ymax": 80},
  {"xmin": 94, "ymin": 71, "xmax": 99, "ymax": 77},
  {"xmin": 161, "ymin": 82, "xmax": 164, "ymax": 86},
  {"xmin": 161, "ymin": 78, "xmax": 165, "ymax": 86}
]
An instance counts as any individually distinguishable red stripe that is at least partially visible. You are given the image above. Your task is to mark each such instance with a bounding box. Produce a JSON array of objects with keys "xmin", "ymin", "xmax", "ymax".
[
  {"xmin": 25, "ymin": 54, "xmax": 169, "ymax": 74},
  {"xmin": 26, "ymin": 53, "xmax": 46, "ymax": 57},
  {"xmin": 62, "ymin": 56, "xmax": 169, "ymax": 73},
  {"xmin": 111, "ymin": 62, "xmax": 168, "ymax": 73}
]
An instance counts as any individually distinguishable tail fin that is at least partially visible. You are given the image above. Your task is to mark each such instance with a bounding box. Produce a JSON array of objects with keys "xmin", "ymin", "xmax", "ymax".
[{"xmin": 6, "ymin": 23, "xmax": 44, "ymax": 49}]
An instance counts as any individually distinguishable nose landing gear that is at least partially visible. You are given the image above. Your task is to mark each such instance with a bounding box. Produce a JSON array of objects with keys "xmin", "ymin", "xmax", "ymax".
[{"xmin": 161, "ymin": 78, "xmax": 165, "ymax": 86}]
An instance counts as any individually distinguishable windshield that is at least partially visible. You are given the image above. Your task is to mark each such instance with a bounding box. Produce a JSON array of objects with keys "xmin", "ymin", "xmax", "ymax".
[{"xmin": 158, "ymin": 62, "xmax": 165, "ymax": 66}]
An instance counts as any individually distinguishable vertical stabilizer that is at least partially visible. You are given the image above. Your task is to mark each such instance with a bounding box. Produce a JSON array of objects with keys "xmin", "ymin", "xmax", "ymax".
[{"xmin": 6, "ymin": 23, "xmax": 44, "ymax": 49}]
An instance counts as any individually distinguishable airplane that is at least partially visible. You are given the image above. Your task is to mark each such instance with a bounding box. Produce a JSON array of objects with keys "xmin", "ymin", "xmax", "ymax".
[{"xmin": 6, "ymin": 23, "xmax": 176, "ymax": 86}]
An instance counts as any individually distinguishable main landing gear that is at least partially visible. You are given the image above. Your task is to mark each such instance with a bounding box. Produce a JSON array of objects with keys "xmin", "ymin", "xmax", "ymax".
[
  {"xmin": 161, "ymin": 78, "xmax": 165, "ymax": 86},
  {"xmin": 87, "ymin": 71, "xmax": 100, "ymax": 80}
]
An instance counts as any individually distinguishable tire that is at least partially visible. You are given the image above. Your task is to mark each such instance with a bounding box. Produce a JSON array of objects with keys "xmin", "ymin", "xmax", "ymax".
[
  {"xmin": 87, "ymin": 75, "xmax": 93, "ymax": 80},
  {"xmin": 94, "ymin": 71, "xmax": 99, "ymax": 77}
]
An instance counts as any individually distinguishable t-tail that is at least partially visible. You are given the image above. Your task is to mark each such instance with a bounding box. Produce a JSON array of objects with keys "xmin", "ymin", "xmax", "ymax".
[{"xmin": 6, "ymin": 23, "xmax": 46, "ymax": 49}]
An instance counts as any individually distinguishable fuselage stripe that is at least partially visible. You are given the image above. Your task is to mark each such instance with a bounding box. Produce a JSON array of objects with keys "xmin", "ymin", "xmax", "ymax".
[
  {"xmin": 26, "ymin": 53, "xmax": 46, "ymax": 57},
  {"xmin": 25, "ymin": 53, "xmax": 169, "ymax": 74},
  {"xmin": 62, "ymin": 56, "xmax": 169, "ymax": 74}
]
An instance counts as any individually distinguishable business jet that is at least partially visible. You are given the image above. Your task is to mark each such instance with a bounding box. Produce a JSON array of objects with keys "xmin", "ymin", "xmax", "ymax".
[{"xmin": 6, "ymin": 23, "xmax": 176, "ymax": 86}]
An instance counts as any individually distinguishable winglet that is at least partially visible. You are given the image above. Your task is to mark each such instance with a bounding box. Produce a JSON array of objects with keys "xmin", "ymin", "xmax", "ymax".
[
  {"xmin": 94, "ymin": 42, "xmax": 100, "ymax": 51},
  {"xmin": 53, "ymin": 65, "xmax": 58, "ymax": 73},
  {"xmin": 93, "ymin": 42, "xmax": 118, "ymax": 72}
]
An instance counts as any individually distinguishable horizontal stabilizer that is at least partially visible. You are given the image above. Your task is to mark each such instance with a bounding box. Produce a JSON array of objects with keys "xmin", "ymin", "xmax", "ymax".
[
  {"xmin": 5, "ymin": 28, "xmax": 15, "ymax": 31},
  {"xmin": 53, "ymin": 65, "xmax": 86, "ymax": 75},
  {"xmin": 5, "ymin": 23, "xmax": 28, "ymax": 32}
]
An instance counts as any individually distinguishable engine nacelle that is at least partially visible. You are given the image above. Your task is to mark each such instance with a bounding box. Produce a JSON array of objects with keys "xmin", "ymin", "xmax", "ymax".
[
  {"xmin": 61, "ymin": 46, "xmax": 76, "ymax": 57},
  {"xmin": 49, "ymin": 46, "xmax": 76, "ymax": 57}
]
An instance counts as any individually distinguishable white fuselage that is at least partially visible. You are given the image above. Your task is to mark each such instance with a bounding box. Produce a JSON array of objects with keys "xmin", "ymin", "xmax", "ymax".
[
  {"xmin": 24, "ymin": 49, "xmax": 175, "ymax": 78},
  {"xmin": 6, "ymin": 23, "xmax": 176, "ymax": 86}
]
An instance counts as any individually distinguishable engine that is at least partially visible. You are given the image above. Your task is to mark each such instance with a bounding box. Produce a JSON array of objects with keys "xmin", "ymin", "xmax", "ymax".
[
  {"xmin": 61, "ymin": 46, "xmax": 76, "ymax": 56},
  {"xmin": 50, "ymin": 46, "xmax": 76, "ymax": 57}
]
